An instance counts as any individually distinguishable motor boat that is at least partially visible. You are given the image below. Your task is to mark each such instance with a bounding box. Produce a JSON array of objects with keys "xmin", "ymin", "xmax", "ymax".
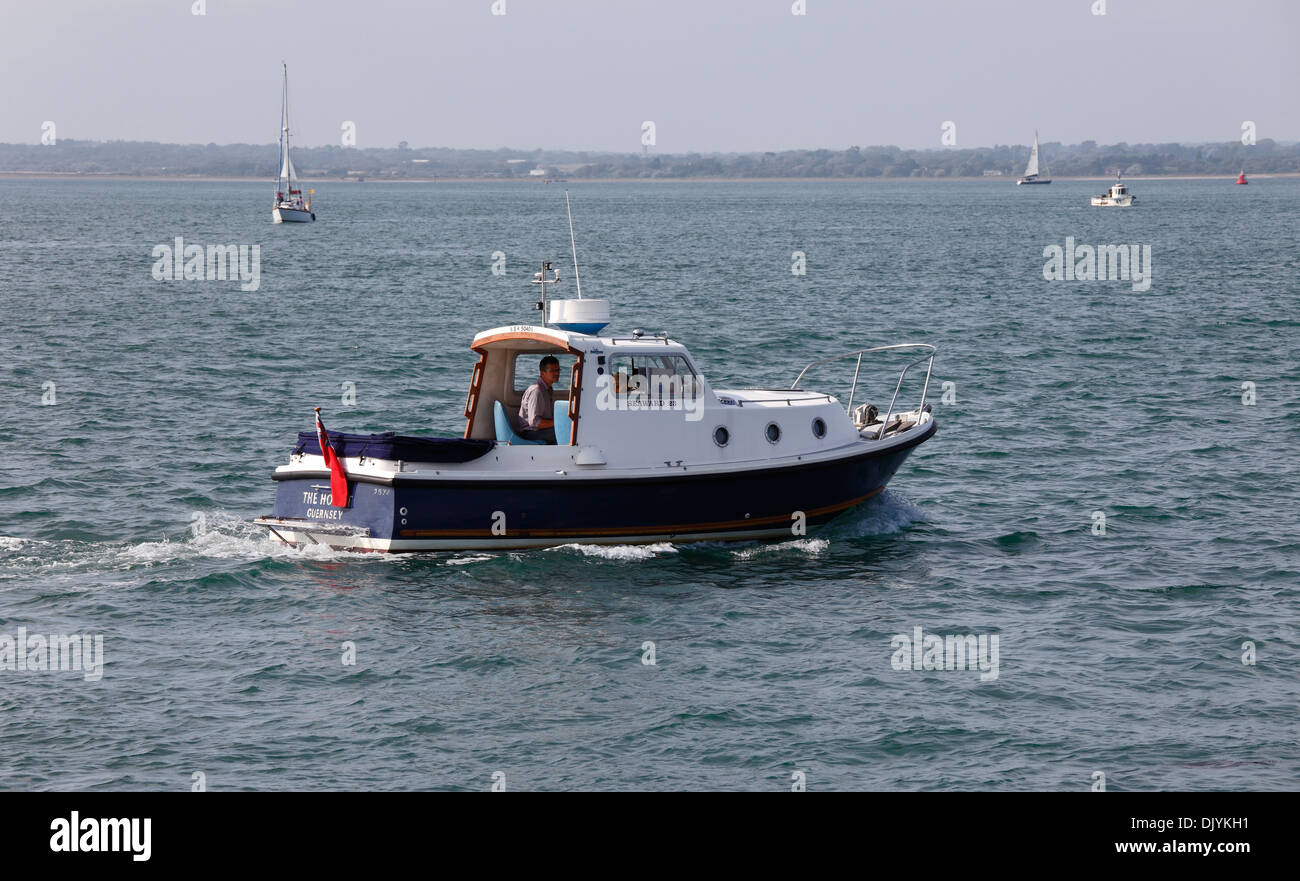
[
  {"xmin": 254, "ymin": 321, "xmax": 936, "ymax": 551},
  {"xmin": 253, "ymin": 212, "xmax": 938, "ymax": 552},
  {"xmin": 1091, "ymin": 172, "xmax": 1137, "ymax": 206}
]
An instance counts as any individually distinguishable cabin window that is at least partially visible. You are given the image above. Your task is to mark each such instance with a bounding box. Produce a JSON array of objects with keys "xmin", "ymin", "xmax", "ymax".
[
  {"xmin": 765, "ymin": 422, "xmax": 781, "ymax": 444},
  {"xmin": 512, "ymin": 352, "xmax": 577, "ymax": 394},
  {"xmin": 605, "ymin": 354, "xmax": 699, "ymax": 410},
  {"xmin": 811, "ymin": 417, "xmax": 827, "ymax": 439},
  {"xmin": 713, "ymin": 426, "xmax": 730, "ymax": 447}
]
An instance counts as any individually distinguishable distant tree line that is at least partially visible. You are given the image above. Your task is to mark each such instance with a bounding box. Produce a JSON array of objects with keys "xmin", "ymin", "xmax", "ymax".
[{"xmin": 0, "ymin": 139, "xmax": 1294, "ymax": 179}]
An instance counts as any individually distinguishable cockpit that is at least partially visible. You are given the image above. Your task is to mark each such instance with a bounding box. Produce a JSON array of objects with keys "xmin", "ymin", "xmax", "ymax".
[{"xmin": 463, "ymin": 329, "xmax": 583, "ymax": 445}]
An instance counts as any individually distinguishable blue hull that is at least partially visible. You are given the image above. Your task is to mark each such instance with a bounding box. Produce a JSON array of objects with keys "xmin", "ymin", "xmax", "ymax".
[{"xmin": 262, "ymin": 421, "xmax": 935, "ymax": 550}]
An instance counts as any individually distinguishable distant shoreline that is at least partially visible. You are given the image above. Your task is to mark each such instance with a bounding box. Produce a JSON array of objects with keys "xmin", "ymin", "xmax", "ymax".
[{"xmin": 2, "ymin": 172, "xmax": 1295, "ymax": 184}]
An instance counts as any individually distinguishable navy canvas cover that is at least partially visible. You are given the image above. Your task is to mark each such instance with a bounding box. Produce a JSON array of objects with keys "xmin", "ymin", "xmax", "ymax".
[{"xmin": 295, "ymin": 432, "xmax": 494, "ymax": 463}]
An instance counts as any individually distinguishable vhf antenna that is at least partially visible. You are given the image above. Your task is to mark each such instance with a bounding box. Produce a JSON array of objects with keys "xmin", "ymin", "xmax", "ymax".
[{"xmin": 566, "ymin": 191, "xmax": 583, "ymax": 300}]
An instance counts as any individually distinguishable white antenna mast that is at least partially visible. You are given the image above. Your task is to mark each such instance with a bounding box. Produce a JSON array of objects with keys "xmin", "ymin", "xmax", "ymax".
[{"xmin": 565, "ymin": 190, "xmax": 583, "ymax": 300}]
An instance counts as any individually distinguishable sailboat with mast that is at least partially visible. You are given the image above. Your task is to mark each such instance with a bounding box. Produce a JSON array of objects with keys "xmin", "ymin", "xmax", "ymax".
[
  {"xmin": 1016, "ymin": 131, "xmax": 1051, "ymax": 185},
  {"xmin": 273, "ymin": 62, "xmax": 315, "ymax": 223}
]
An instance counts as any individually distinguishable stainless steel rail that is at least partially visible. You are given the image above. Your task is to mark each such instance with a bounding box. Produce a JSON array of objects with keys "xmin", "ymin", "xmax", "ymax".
[{"xmin": 790, "ymin": 343, "xmax": 937, "ymax": 432}]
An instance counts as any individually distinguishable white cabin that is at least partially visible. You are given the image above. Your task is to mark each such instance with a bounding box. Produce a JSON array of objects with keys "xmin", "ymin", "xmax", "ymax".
[{"xmin": 463, "ymin": 325, "xmax": 857, "ymax": 471}]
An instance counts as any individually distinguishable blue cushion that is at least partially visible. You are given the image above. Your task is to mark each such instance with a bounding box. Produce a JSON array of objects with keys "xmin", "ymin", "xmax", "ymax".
[
  {"xmin": 493, "ymin": 400, "xmax": 543, "ymax": 445},
  {"xmin": 553, "ymin": 400, "xmax": 573, "ymax": 445}
]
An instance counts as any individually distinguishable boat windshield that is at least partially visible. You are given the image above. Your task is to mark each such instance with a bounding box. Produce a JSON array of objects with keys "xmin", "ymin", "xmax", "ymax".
[
  {"xmin": 606, "ymin": 354, "xmax": 700, "ymax": 407},
  {"xmin": 513, "ymin": 352, "xmax": 577, "ymax": 393}
]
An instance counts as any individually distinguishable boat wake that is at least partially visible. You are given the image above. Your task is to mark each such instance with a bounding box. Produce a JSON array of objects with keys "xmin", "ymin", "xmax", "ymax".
[
  {"xmin": 827, "ymin": 488, "xmax": 927, "ymax": 538},
  {"xmin": 0, "ymin": 512, "xmax": 380, "ymax": 579},
  {"xmin": 434, "ymin": 492, "xmax": 925, "ymax": 565},
  {"xmin": 544, "ymin": 542, "xmax": 680, "ymax": 561},
  {"xmin": 444, "ymin": 554, "xmax": 497, "ymax": 566},
  {"xmin": 3, "ymin": 490, "xmax": 927, "ymax": 578},
  {"xmin": 122, "ymin": 515, "xmax": 367, "ymax": 565},
  {"xmin": 731, "ymin": 537, "xmax": 829, "ymax": 559}
]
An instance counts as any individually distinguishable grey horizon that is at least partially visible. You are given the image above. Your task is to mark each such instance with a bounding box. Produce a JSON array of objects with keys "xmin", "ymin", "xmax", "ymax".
[{"xmin": 1, "ymin": 0, "xmax": 1296, "ymax": 151}]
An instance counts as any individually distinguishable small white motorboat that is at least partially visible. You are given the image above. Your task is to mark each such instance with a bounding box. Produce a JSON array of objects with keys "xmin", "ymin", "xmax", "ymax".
[
  {"xmin": 272, "ymin": 63, "xmax": 315, "ymax": 223},
  {"xmin": 1091, "ymin": 171, "xmax": 1137, "ymax": 206}
]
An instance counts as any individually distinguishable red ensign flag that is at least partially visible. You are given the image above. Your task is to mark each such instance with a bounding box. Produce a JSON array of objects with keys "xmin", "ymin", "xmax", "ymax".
[{"xmin": 314, "ymin": 408, "xmax": 349, "ymax": 508}]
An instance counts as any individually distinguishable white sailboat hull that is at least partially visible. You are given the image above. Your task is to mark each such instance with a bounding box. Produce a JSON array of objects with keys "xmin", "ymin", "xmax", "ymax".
[
  {"xmin": 273, "ymin": 206, "xmax": 315, "ymax": 223},
  {"xmin": 1016, "ymin": 176, "xmax": 1051, "ymax": 185}
]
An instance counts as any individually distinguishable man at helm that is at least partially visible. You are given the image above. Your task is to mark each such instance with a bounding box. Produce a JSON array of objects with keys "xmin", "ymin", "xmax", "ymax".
[{"xmin": 518, "ymin": 355, "xmax": 560, "ymax": 444}]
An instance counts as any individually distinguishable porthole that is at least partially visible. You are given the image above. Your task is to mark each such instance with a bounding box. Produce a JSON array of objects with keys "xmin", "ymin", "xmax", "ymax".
[
  {"xmin": 811, "ymin": 417, "xmax": 827, "ymax": 439},
  {"xmin": 765, "ymin": 422, "xmax": 781, "ymax": 444},
  {"xmin": 713, "ymin": 426, "xmax": 730, "ymax": 447}
]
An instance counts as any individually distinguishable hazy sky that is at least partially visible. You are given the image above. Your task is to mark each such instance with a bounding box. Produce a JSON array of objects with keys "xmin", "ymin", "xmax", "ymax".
[{"xmin": 2, "ymin": 0, "xmax": 1296, "ymax": 151}]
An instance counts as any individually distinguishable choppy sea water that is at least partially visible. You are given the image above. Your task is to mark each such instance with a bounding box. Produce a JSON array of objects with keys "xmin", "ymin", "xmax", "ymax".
[{"xmin": 1, "ymin": 178, "xmax": 1296, "ymax": 791}]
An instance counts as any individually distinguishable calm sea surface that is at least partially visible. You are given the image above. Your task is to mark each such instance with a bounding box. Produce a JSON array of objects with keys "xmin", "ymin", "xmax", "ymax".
[{"xmin": 1, "ymin": 178, "xmax": 1296, "ymax": 791}]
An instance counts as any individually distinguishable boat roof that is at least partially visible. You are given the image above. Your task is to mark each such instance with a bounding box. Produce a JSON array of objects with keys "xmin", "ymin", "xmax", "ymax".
[{"xmin": 471, "ymin": 324, "xmax": 690, "ymax": 355}]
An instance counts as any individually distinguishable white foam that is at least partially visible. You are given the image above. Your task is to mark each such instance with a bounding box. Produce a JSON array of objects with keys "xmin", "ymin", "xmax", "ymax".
[
  {"xmin": 0, "ymin": 516, "xmax": 382, "ymax": 580},
  {"xmin": 546, "ymin": 542, "xmax": 679, "ymax": 560},
  {"xmin": 116, "ymin": 512, "xmax": 388, "ymax": 566},
  {"xmin": 445, "ymin": 554, "xmax": 494, "ymax": 566},
  {"xmin": 833, "ymin": 489, "xmax": 925, "ymax": 537},
  {"xmin": 732, "ymin": 537, "xmax": 830, "ymax": 560}
]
